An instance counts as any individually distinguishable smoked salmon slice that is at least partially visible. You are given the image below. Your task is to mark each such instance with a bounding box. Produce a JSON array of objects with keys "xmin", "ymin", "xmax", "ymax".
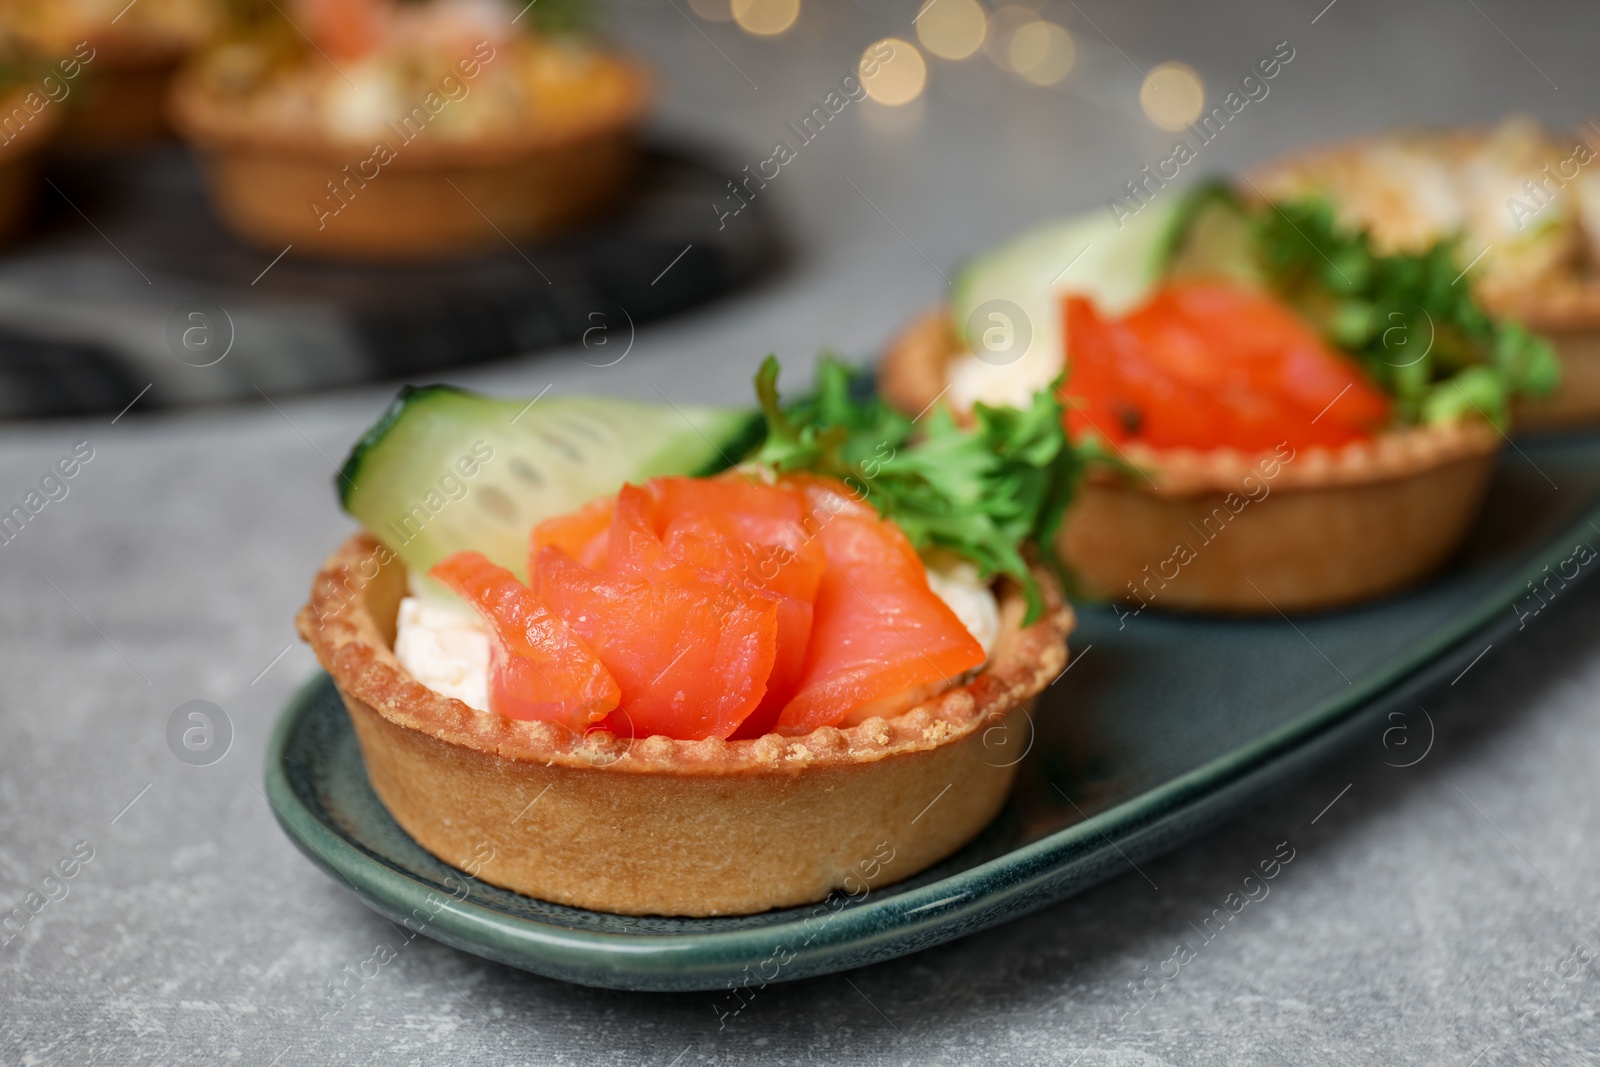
[
  {"xmin": 661, "ymin": 512, "xmax": 823, "ymax": 738},
  {"xmin": 776, "ymin": 510, "xmax": 984, "ymax": 735},
  {"xmin": 1064, "ymin": 283, "xmax": 1391, "ymax": 451},
  {"xmin": 631, "ymin": 478, "xmax": 826, "ymax": 736},
  {"xmin": 514, "ymin": 472, "xmax": 981, "ymax": 741},
  {"xmin": 430, "ymin": 551, "xmax": 620, "ymax": 728},
  {"xmin": 651, "ymin": 474, "xmax": 807, "ymax": 528},
  {"xmin": 533, "ymin": 547, "xmax": 779, "ymax": 741},
  {"xmin": 529, "ymin": 495, "xmax": 615, "ymax": 574}
]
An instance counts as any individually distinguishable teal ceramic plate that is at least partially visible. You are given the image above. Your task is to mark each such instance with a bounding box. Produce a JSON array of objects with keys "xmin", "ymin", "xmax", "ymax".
[{"xmin": 265, "ymin": 432, "xmax": 1600, "ymax": 992}]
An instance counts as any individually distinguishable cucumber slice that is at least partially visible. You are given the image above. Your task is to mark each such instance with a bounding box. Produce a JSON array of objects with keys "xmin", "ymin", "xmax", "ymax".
[
  {"xmin": 947, "ymin": 193, "xmax": 1196, "ymax": 376},
  {"xmin": 1162, "ymin": 183, "xmax": 1267, "ymax": 288},
  {"xmin": 339, "ymin": 386, "xmax": 762, "ymax": 581}
]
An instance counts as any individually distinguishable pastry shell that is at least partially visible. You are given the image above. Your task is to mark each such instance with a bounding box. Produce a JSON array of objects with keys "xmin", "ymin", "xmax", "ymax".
[
  {"xmin": 62, "ymin": 32, "xmax": 193, "ymax": 151},
  {"xmin": 882, "ymin": 307, "xmax": 1502, "ymax": 613},
  {"xmin": 296, "ymin": 532, "xmax": 1073, "ymax": 917},
  {"xmin": 168, "ymin": 57, "xmax": 649, "ymax": 260},
  {"xmin": 1488, "ymin": 278, "xmax": 1600, "ymax": 429},
  {"xmin": 0, "ymin": 89, "xmax": 61, "ymax": 245}
]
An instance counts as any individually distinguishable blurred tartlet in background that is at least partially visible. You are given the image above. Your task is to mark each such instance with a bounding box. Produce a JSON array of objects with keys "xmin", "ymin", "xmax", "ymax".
[
  {"xmin": 0, "ymin": 0, "xmax": 219, "ymax": 150},
  {"xmin": 880, "ymin": 185, "xmax": 1556, "ymax": 614},
  {"xmin": 170, "ymin": 0, "xmax": 649, "ymax": 260},
  {"xmin": 0, "ymin": 29, "xmax": 63, "ymax": 244},
  {"xmin": 1251, "ymin": 116, "xmax": 1600, "ymax": 428}
]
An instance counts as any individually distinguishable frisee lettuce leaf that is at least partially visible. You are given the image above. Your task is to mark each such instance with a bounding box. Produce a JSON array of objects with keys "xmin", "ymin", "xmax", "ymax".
[
  {"xmin": 1169, "ymin": 184, "xmax": 1559, "ymax": 428},
  {"xmin": 749, "ymin": 355, "xmax": 1097, "ymax": 623},
  {"xmin": 1257, "ymin": 197, "xmax": 1558, "ymax": 426}
]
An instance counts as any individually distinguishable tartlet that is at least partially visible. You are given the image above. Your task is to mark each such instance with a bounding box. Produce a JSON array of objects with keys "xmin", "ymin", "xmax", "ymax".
[
  {"xmin": 1248, "ymin": 117, "xmax": 1600, "ymax": 427},
  {"xmin": 884, "ymin": 309, "xmax": 1500, "ymax": 612},
  {"xmin": 170, "ymin": 6, "xmax": 650, "ymax": 260},
  {"xmin": 295, "ymin": 361, "xmax": 1084, "ymax": 917},
  {"xmin": 4, "ymin": 0, "xmax": 217, "ymax": 150},
  {"xmin": 297, "ymin": 532, "xmax": 1072, "ymax": 916},
  {"xmin": 0, "ymin": 86, "xmax": 62, "ymax": 244},
  {"xmin": 1500, "ymin": 281, "xmax": 1600, "ymax": 427}
]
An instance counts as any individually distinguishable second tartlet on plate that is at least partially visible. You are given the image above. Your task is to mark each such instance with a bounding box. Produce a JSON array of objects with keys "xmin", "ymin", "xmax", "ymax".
[
  {"xmin": 881, "ymin": 184, "xmax": 1555, "ymax": 614},
  {"xmin": 171, "ymin": 0, "xmax": 649, "ymax": 259},
  {"xmin": 296, "ymin": 360, "xmax": 1082, "ymax": 916}
]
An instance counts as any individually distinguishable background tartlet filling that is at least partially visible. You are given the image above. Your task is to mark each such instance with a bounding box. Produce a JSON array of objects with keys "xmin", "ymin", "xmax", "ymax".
[
  {"xmin": 1252, "ymin": 116, "xmax": 1600, "ymax": 307},
  {"xmin": 187, "ymin": 0, "xmax": 635, "ymax": 144},
  {"xmin": 3, "ymin": 0, "xmax": 218, "ymax": 50}
]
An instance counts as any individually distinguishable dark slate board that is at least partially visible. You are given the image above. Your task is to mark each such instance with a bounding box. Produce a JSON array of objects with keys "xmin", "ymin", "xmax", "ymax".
[{"xmin": 0, "ymin": 141, "xmax": 785, "ymax": 419}]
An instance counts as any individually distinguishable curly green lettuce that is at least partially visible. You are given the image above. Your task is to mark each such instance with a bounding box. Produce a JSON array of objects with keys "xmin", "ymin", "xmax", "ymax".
[
  {"xmin": 1168, "ymin": 183, "xmax": 1560, "ymax": 429},
  {"xmin": 749, "ymin": 355, "xmax": 1098, "ymax": 623}
]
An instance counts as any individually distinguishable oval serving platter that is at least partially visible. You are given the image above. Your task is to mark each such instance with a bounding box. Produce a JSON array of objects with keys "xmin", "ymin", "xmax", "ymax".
[{"xmin": 265, "ymin": 431, "xmax": 1600, "ymax": 992}]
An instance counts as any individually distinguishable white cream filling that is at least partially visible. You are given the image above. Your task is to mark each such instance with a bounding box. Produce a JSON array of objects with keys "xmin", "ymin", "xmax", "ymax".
[
  {"xmin": 923, "ymin": 556, "xmax": 1002, "ymax": 657},
  {"xmin": 391, "ymin": 560, "xmax": 1001, "ymax": 720},
  {"xmin": 393, "ymin": 592, "xmax": 491, "ymax": 713},
  {"xmin": 324, "ymin": 65, "xmax": 405, "ymax": 142},
  {"xmin": 947, "ymin": 342, "xmax": 1064, "ymax": 413}
]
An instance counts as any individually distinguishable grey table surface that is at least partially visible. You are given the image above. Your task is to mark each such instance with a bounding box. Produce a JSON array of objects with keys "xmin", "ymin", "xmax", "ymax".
[{"xmin": 5, "ymin": 0, "xmax": 1600, "ymax": 1063}]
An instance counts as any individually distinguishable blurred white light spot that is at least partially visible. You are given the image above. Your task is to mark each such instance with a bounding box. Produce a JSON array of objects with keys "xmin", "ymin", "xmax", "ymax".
[
  {"xmin": 1008, "ymin": 20, "xmax": 1074, "ymax": 86},
  {"xmin": 732, "ymin": 0, "xmax": 799, "ymax": 36},
  {"xmin": 981, "ymin": 4, "xmax": 1040, "ymax": 70},
  {"xmin": 916, "ymin": 0, "xmax": 986, "ymax": 61},
  {"xmin": 1141, "ymin": 62, "xmax": 1205, "ymax": 132},
  {"xmin": 860, "ymin": 37, "xmax": 927, "ymax": 106}
]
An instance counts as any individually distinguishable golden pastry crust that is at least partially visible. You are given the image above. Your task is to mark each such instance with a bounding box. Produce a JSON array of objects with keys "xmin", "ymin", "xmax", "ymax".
[
  {"xmin": 1498, "ymin": 280, "xmax": 1600, "ymax": 426},
  {"xmin": 1057, "ymin": 448, "xmax": 1496, "ymax": 612},
  {"xmin": 296, "ymin": 532, "xmax": 1073, "ymax": 915},
  {"xmin": 879, "ymin": 305, "xmax": 959, "ymax": 426},
  {"xmin": 1106, "ymin": 423, "xmax": 1499, "ymax": 495},
  {"xmin": 168, "ymin": 57, "xmax": 649, "ymax": 259},
  {"xmin": 881, "ymin": 306, "xmax": 1502, "ymax": 613}
]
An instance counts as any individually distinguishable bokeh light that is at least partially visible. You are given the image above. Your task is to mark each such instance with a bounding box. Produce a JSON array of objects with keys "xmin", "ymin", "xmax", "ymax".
[
  {"xmin": 915, "ymin": 0, "xmax": 986, "ymax": 61},
  {"xmin": 688, "ymin": 0, "xmax": 732, "ymax": 21},
  {"xmin": 1140, "ymin": 62, "xmax": 1205, "ymax": 131},
  {"xmin": 981, "ymin": 4, "xmax": 1040, "ymax": 70},
  {"xmin": 1008, "ymin": 20, "xmax": 1074, "ymax": 86},
  {"xmin": 732, "ymin": 0, "xmax": 800, "ymax": 37},
  {"xmin": 860, "ymin": 38, "xmax": 928, "ymax": 106}
]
